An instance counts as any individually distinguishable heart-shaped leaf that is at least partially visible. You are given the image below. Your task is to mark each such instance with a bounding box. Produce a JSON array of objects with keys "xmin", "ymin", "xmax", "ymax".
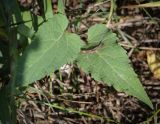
[
  {"xmin": 77, "ymin": 24, "xmax": 153, "ymax": 108},
  {"xmin": 14, "ymin": 14, "xmax": 82, "ymax": 87}
]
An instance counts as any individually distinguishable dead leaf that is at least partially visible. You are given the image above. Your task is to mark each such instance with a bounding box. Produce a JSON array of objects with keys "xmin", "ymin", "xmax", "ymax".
[{"xmin": 146, "ymin": 50, "xmax": 160, "ymax": 79}]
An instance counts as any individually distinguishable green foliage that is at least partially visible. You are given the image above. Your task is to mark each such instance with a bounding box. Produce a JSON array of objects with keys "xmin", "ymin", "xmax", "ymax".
[
  {"xmin": 58, "ymin": 0, "xmax": 65, "ymax": 14},
  {"xmin": 0, "ymin": 0, "xmax": 154, "ymax": 123},
  {"xmin": 14, "ymin": 14, "xmax": 82, "ymax": 87},
  {"xmin": 77, "ymin": 24, "xmax": 153, "ymax": 108}
]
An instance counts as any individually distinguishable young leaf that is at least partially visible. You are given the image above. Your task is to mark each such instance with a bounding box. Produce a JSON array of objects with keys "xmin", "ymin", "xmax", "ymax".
[
  {"xmin": 58, "ymin": 0, "xmax": 65, "ymax": 14},
  {"xmin": 77, "ymin": 24, "xmax": 153, "ymax": 108},
  {"xmin": 45, "ymin": 0, "xmax": 53, "ymax": 19},
  {"xmin": 14, "ymin": 14, "xmax": 82, "ymax": 87}
]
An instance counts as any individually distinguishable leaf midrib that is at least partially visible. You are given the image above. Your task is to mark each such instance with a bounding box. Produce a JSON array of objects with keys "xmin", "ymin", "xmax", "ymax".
[
  {"xmin": 22, "ymin": 32, "xmax": 65, "ymax": 75},
  {"xmin": 96, "ymin": 51, "xmax": 145, "ymax": 99}
]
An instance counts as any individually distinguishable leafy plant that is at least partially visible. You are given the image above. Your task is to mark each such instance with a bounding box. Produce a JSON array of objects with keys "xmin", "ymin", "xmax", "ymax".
[
  {"xmin": 14, "ymin": 14, "xmax": 82, "ymax": 87},
  {"xmin": 77, "ymin": 24, "xmax": 152, "ymax": 107},
  {"xmin": 0, "ymin": 0, "xmax": 153, "ymax": 123}
]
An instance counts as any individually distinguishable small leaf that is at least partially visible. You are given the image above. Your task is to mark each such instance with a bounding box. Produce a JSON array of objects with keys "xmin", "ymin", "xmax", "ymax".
[
  {"xmin": 88, "ymin": 24, "xmax": 108, "ymax": 44},
  {"xmin": 147, "ymin": 50, "xmax": 160, "ymax": 79},
  {"xmin": 45, "ymin": 0, "xmax": 53, "ymax": 19},
  {"xmin": 58, "ymin": 0, "xmax": 65, "ymax": 14},
  {"xmin": 14, "ymin": 14, "xmax": 82, "ymax": 87},
  {"xmin": 77, "ymin": 24, "xmax": 153, "ymax": 108}
]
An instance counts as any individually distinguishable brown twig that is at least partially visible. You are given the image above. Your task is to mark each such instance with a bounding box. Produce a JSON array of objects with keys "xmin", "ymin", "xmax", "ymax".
[{"xmin": 119, "ymin": 42, "xmax": 160, "ymax": 51}]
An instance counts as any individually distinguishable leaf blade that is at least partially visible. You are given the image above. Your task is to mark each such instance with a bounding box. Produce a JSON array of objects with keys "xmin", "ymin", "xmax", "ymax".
[
  {"xmin": 77, "ymin": 24, "xmax": 153, "ymax": 108},
  {"xmin": 14, "ymin": 14, "xmax": 82, "ymax": 87}
]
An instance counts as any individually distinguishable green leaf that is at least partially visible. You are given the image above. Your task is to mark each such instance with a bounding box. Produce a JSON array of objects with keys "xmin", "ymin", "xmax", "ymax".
[
  {"xmin": 77, "ymin": 24, "xmax": 153, "ymax": 108},
  {"xmin": 45, "ymin": 0, "xmax": 53, "ymax": 19},
  {"xmin": 14, "ymin": 14, "xmax": 82, "ymax": 87},
  {"xmin": 58, "ymin": 0, "xmax": 65, "ymax": 14},
  {"xmin": 88, "ymin": 24, "xmax": 108, "ymax": 44}
]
